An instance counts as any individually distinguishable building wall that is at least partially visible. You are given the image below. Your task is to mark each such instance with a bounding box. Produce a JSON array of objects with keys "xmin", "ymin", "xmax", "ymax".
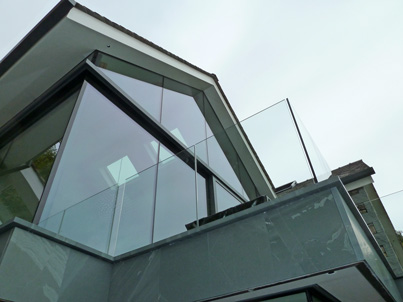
[
  {"xmin": 348, "ymin": 184, "xmax": 403, "ymax": 276},
  {"xmin": 365, "ymin": 184, "xmax": 403, "ymax": 269}
]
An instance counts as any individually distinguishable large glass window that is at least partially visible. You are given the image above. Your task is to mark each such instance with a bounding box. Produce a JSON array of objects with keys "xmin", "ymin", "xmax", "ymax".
[
  {"xmin": 40, "ymin": 83, "xmax": 159, "ymax": 220},
  {"xmin": 39, "ymin": 83, "xmax": 207, "ymax": 255},
  {"xmin": 153, "ymin": 148, "xmax": 204, "ymax": 242},
  {"xmin": 0, "ymin": 90, "xmax": 78, "ymax": 225},
  {"xmin": 114, "ymin": 165, "xmax": 157, "ymax": 255},
  {"xmin": 95, "ymin": 53, "xmax": 250, "ymax": 204},
  {"xmin": 99, "ymin": 68, "xmax": 163, "ymax": 121},
  {"xmin": 215, "ymin": 181, "xmax": 242, "ymax": 212}
]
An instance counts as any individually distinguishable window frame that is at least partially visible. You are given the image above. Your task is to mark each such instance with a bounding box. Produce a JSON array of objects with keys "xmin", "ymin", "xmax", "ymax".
[
  {"xmin": 368, "ymin": 222, "xmax": 377, "ymax": 234},
  {"xmin": 356, "ymin": 203, "xmax": 368, "ymax": 214}
]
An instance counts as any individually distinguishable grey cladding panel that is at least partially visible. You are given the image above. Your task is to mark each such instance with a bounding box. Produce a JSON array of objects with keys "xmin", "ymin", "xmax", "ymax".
[{"xmin": 0, "ymin": 228, "xmax": 111, "ymax": 302}]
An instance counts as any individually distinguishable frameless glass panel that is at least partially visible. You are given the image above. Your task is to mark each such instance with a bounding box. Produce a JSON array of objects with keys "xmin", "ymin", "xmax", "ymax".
[
  {"xmin": 161, "ymin": 88, "xmax": 208, "ymax": 162},
  {"xmin": 38, "ymin": 211, "xmax": 63, "ymax": 234},
  {"xmin": 58, "ymin": 185, "xmax": 118, "ymax": 253},
  {"xmin": 98, "ymin": 68, "xmax": 163, "ymax": 121},
  {"xmin": 0, "ymin": 90, "xmax": 78, "ymax": 225},
  {"xmin": 114, "ymin": 165, "xmax": 157, "ymax": 256},
  {"xmin": 200, "ymin": 92, "xmax": 250, "ymax": 199},
  {"xmin": 215, "ymin": 181, "xmax": 241, "ymax": 212},
  {"xmin": 153, "ymin": 148, "xmax": 200, "ymax": 242},
  {"xmin": 241, "ymin": 101, "xmax": 312, "ymax": 188},
  {"xmin": 205, "ymin": 132, "xmax": 245, "ymax": 197},
  {"xmin": 41, "ymin": 83, "xmax": 159, "ymax": 220},
  {"xmin": 293, "ymin": 111, "xmax": 331, "ymax": 182},
  {"xmin": 197, "ymin": 174, "xmax": 208, "ymax": 220}
]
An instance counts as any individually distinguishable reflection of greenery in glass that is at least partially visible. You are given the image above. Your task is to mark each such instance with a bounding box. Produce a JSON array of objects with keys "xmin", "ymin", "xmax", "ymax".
[
  {"xmin": 0, "ymin": 185, "xmax": 32, "ymax": 222},
  {"xmin": 32, "ymin": 144, "xmax": 59, "ymax": 184}
]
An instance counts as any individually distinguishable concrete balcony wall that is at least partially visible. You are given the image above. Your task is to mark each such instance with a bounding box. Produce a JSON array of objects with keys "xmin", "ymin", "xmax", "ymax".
[
  {"xmin": 0, "ymin": 225, "xmax": 112, "ymax": 302},
  {"xmin": 109, "ymin": 179, "xmax": 401, "ymax": 301}
]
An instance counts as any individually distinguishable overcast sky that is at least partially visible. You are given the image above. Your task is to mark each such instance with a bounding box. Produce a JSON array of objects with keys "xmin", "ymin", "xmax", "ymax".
[{"xmin": 1, "ymin": 0, "xmax": 402, "ymax": 230}]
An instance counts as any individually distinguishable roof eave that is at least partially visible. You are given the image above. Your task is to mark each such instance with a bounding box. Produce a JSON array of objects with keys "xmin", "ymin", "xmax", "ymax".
[{"xmin": 0, "ymin": 0, "xmax": 75, "ymax": 78}]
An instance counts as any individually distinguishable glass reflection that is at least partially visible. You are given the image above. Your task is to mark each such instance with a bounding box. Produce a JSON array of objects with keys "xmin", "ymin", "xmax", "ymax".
[
  {"xmin": 206, "ymin": 133, "xmax": 245, "ymax": 197},
  {"xmin": 161, "ymin": 88, "xmax": 208, "ymax": 162},
  {"xmin": 153, "ymin": 148, "xmax": 204, "ymax": 242},
  {"xmin": 59, "ymin": 185, "xmax": 118, "ymax": 253},
  {"xmin": 0, "ymin": 90, "xmax": 78, "ymax": 225},
  {"xmin": 99, "ymin": 68, "xmax": 163, "ymax": 121},
  {"xmin": 95, "ymin": 53, "xmax": 247, "ymax": 199},
  {"xmin": 41, "ymin": 83, "xmax": 159, "ymax": 220},
  {"xmin": 114, "ymin": 165, "xmax": 157, "ymax": 255},
  {"xmin": 39, "ymin": 83, "xmax": 208, "ymax": 256},
  {"xmin": 215, "ymin": 182, "xmax": 241, "ymax": 212}
]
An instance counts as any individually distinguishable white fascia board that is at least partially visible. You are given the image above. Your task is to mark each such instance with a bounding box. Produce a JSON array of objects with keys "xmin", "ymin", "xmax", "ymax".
[
  {"xmin": 344, "ymin": 176, "xmax": 374, "ymax": 191},
  {"xmin": 67, "ymin": 8, "xmax": 215, "ymax": 85}
]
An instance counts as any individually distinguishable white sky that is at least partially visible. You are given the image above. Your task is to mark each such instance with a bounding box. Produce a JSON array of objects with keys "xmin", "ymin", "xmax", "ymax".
[{"xmin": 1, "ymin": 0, "xmax": 402, "ymax": 230}]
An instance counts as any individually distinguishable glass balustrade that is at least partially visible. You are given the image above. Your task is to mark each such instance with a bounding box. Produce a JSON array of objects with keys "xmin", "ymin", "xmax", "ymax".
[{"xmin": 36, "ymin": 98, "xmax": 334, "ymax": 256}]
